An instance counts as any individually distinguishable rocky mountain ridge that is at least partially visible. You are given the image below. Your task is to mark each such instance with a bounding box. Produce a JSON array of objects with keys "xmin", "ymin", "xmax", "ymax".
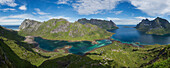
[
  {"xmin": 78, "ymin": 18, "xmax": 118, "ymax": 30},
  {"xmin": 135, "ymin": 17, "xmax": 170, "ymax": 35},
  {"xmin": 19, "ymin": 18, "xmax": 113, "ymax": 41}
]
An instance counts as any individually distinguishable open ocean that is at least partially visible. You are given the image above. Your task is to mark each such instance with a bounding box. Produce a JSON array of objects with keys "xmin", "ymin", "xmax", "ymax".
[{"xmin": 1, "ymin": 25, "xmax": 20, "ymax": 30}]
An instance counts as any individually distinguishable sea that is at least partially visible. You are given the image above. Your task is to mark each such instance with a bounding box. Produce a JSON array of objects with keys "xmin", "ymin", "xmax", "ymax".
[{"xmin": 2, "ymin": 25, "xmax": 170, "ymax": 55}]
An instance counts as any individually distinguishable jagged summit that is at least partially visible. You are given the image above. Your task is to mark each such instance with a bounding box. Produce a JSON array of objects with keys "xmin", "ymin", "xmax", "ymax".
[
  {"xmin": 78, "ymin": 18, "xmax": 118, "ymax": 30},
  {"xmin": 19, "ymin": 18, "xmax": 113, "ymax": 41},
  {"xmin": 136, "ymin": 17, "xmax": 170, "ymax": 35}
]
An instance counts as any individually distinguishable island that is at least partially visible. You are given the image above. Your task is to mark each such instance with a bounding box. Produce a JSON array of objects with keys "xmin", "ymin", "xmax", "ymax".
[
  {"xmin": 135, "ymin": 17, "xmax": 170, "ymax": 35},
  {"xmin": 19, "ymin": 18, "xmax": 114, "ymax": 41}
]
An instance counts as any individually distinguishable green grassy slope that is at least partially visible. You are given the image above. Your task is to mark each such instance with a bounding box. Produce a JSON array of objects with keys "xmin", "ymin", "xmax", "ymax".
[
  {"xmin": 19, "ymin": 19, "xmax": 113, "ymax": 41},
  {"xmin": 0, "ymin": 39, "xmax": 36, "ymax": 68},
  {"xmin": 0, "ymin": 25, "xmax": 169, "ymax": 68},
  {"xmin": 86, "ymin": 42, "xmax": 169, "ymax": 67},
  {"xmin": 0, "ymin": 26, "xmax": 69, "ymax": 67},
  {"xmin": 37, "ymin": 42, "xmax": 170, "ymax": 68}
]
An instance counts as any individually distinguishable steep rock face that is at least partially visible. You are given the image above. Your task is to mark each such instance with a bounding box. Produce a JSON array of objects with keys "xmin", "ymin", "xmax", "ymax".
[
  {"xmin": 78, "ymin": 18, "xmax": 118, "ymax": 30},
  {"xmin": 136, "ymin": 17, "xmax": 170, "ymax": 35},
  {"xmin": 19, "ymin": 19, "xmax": 41, "ymax": 32},
  {"xmin": 19, "ymin": 19, "xmax": 112, "ymax": 41}
]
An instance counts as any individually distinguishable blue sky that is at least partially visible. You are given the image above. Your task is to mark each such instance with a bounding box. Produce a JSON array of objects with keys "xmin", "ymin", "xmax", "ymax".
[{"xmin": 0, "ymin": 0, "xmax": 170, "ymax": 25}]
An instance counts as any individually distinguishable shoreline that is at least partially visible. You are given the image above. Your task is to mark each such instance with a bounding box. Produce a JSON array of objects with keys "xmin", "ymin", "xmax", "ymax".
[
  {"xmin": 34, "ymin": 45, "xmax": 72, "ymax": 53},
  {"xmin": 33, "ymin": 33, "xmax": 115, "ymax": 43},
  {"xmin": 24, "ymin": 34, "xmax": 169, "ymax": 56},
  {"xmin": 83, "ymin": 40, "xmax": 141, "ymax": 56}
]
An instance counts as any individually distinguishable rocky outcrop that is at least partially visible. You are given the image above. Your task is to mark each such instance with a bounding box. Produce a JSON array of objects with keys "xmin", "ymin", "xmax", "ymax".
[
  {"xmin": 136, "ymin": 17, "xmax": 170, "ymax": 35},
  {"xmin": 78, "ymin": 18, "xmax": 118, "ymax": 30},
  {"xmin": 19, "ymin": 18, "xmax": 113, "ymax": 41},
  {"xmin": 19, "ymin": 19, "xmax": 41, "ymax": 32},
  {"xmin": 24, "ymin": 36, "xmax": 38, "ymax": 46}
]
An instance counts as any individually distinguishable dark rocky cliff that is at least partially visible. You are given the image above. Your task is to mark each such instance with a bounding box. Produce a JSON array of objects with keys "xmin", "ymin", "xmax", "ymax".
[
  {"xmin": 78, "ymin": 18, "xmax": 118, "ymax": 30},
  {"xmin": 136, "ymin": 17, "xmax": 170, "ymax": 35},
  {"xmin": 19, "ymin": 19, "xmax": 41, "ymax": 32}
]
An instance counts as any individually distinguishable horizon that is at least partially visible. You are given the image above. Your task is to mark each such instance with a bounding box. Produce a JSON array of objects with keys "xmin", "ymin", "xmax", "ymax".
[
  {"xmin": 0, "ymin": 17, "xmax": 168, "ymax": 26},
  {"xmin": 0, "ymin": 0, "xmax": 170, "ymax": 25}
]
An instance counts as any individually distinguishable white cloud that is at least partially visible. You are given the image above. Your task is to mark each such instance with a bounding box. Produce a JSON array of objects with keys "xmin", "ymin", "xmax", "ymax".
[
  {"xmin": 129, "ymin": 0, "xmax": 170, "ymax": 16},
  {"xmin": 110, "ymin": 11, "xmax": 123, "ymax": 15},
  {"xmin": 135, "ymin": 16, "xmax": 155, "ymax": 20},
  {"xmin": 7, "ymin": 14, "xmax": 34, "ymax": 19},
  {"xmin": 0, "ymin": 14, "xmax": 34, "ymax": 25},
  {"xmin": 114, "ymin": 11, "xmax": 123, "ymax": 15},
  {"xmin": 49, "ymin": 16, "xmax": 70, "ymax": 20},
  {"xmin": 57, "ymin": 0, "xmax": 71, "ymax": 4},
  {"xmin": 34, "ymin": 8, "xmax": 50, "ymax": 15},
  {"xmin": 55, "ymin": 0, "xmax": 170, "ymax": 16},
  {"xmin": 32, "ymin": 12, "xmax": 37, "ymax": 14},
  {"xmin": 0, "ymin": 8, "xmax": 15, "ymax": 12},
  {"xmin": 107, "ymin": 17, "xmax": 121, "ymax": 20},
  {"xmin": 72, "ymin": 0, "xmax": 122, "ymax": 15},
  {"xmin": 0, "ymin": 0, "xmax": 17, "ymax": 7},
  {"xmin": 107, "ymin": 17, "xmax": 141, "ymax": 25},
  {"xmin": 19, "ymin": 5, "xmax": 27, "ymax": 10},
  {"xmin": 0, "ymin": 14, "xmax": 75, "ymax": 25}
]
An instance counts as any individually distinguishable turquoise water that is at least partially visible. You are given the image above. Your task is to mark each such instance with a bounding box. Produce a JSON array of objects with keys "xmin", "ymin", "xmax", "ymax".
[
  {"xmin": 109, "ymin": 25, "xmax": 170, "ymax": 45},
  {"xmin": 3, "ymin": 25, "xmax": 170, "ymax": 55},
  {"xmin": 34, "ymin": 37, "xmax": 112, "ymax": 55}
]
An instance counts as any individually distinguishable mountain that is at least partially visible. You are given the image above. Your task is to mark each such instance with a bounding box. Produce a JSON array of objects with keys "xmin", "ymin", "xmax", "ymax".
[
  {"xmin": 135, "ymin": 17, "xmax": 170, "ymax": 35},
  {"xmin": 78, "ymin": 18, "xmax": 118, "ymax": 30},
  {"xmin": 0, "ymin": 26, "xmax": 36, "ymax": 68},
  {"xmin": 19, "ymin": 18, "xmax": 113, "ymax": 41},
  {"xmin": 0, "ymin": 25, "xmax": 170, "ymax": 68}
]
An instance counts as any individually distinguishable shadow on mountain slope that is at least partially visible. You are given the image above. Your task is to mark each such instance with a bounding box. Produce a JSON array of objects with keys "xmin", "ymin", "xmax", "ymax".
[
  {"xmin": 38, "ymin": 54, "xmax": 116, "ymax": 68},
  {"xmin": 0, "ymin": 40, "xmax": 36, "ymax": 68}
]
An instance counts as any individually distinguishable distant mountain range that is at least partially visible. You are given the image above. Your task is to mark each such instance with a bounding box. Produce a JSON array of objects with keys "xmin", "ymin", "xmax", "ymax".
[{"xmin": 136, "ymin": 17, "xmax": 170, "ymax": 35}]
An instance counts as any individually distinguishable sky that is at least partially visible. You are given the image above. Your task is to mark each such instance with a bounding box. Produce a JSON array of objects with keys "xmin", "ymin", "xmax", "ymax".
[{"xmin": 0, "ymin": 0, "xmax": 170, "ymax": 25}]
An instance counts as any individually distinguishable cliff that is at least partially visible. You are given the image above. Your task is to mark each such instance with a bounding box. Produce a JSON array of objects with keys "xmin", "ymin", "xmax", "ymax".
[
  {"xmin": 78, "ymin": 18, "xmax": 118, "ymax": 30},
  {"xmin": 19, "ymin": 18, "xmax": 113, "ymax": 41},
  {"xmin": 136, "ymin": 17, "xmax": 170, "ymax": 35}
]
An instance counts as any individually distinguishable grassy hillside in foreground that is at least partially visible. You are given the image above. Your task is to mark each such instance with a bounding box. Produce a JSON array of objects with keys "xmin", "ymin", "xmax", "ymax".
[
  {"xmin": 0, "ymin": 26, "xmax": 169, "ymax": 68},
  {"xmin": 38, "ymin": 42, "xmax": 170, "ymax": 68},
  {"xmin": 19, "ymin": 19, "xmax": 113, "ymax": 41},
  {"xmin": 0, "ymin": 26, "xmax": 69, "ymax": 67},
  {"xmin": 0, "ymin": 39, "xmax": 36, "ymax": 68}
]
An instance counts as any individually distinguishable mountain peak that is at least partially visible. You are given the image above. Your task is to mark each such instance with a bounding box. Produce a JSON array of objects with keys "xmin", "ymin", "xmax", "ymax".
[
  {"xmin": 142, "ymin": 19, "xmax": 149, "ymax": 21},
  {"xmin": 136, "ymin": 17, "xmax": 170, "ymax": 35},
  {"xmin": 77, "ymin": 18, "xmax": 118, "ymax": 30}
]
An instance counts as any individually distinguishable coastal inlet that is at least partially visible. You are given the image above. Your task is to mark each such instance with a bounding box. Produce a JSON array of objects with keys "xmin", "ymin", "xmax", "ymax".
[{"xmin": 33, "ymin": 37, "xmax": 112, "ymax": 55}]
